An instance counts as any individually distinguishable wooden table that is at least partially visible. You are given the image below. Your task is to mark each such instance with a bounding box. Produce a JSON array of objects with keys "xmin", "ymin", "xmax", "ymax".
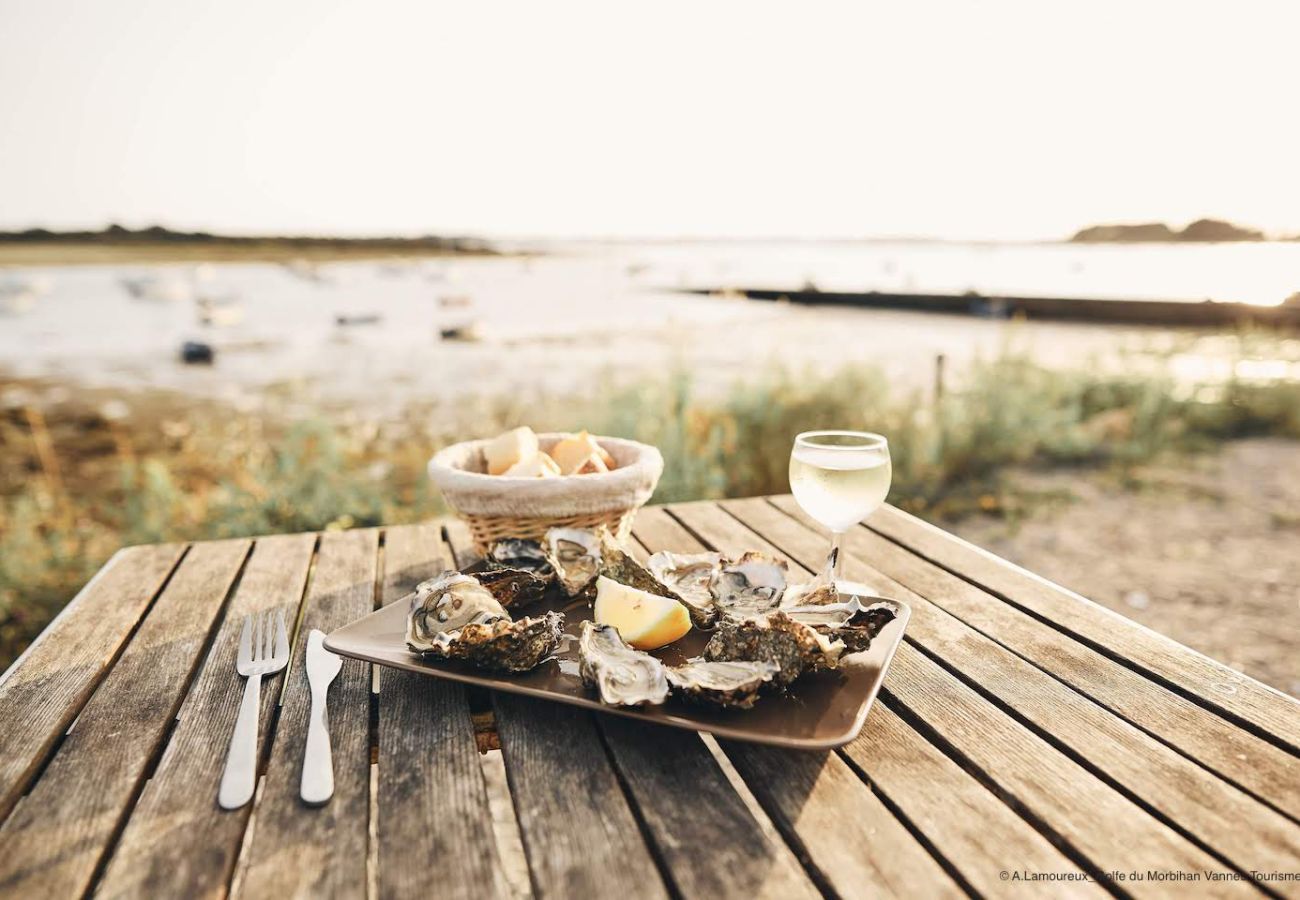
[{"xmin": 1, "ymin": 497, "xmax": 1297, "ymax": 899}]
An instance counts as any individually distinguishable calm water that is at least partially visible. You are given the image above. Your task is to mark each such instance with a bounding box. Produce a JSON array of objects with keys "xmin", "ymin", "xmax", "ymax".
[{"xmin": 1, "ymin": 241, "xmax": 1296, "ymax": 412}]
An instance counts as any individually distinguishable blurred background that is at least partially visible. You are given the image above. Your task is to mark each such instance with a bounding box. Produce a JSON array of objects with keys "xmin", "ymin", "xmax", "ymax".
[{"xmin": 1, "ymin": 0, "xmax": 1296, "ymax": 693}]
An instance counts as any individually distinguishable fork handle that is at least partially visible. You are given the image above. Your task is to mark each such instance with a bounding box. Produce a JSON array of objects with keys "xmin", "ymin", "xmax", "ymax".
[
  {"xmin": 300, "ymin": 687, "xmax": 334, "ymax": 805},
  {"xmin": 219, "ymin": 674, "xmax": 262, "ymax": 809}
]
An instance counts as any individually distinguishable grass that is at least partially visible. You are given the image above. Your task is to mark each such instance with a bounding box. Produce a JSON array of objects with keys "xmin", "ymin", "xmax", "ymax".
[{"xmin": 2, "ymin": 350, "xmax": 1299, "ymax": 670}]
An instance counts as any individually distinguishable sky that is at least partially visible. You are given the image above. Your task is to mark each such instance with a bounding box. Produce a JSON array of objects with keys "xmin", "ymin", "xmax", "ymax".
[{"xmin": 1, "ymin": 0, "xmax": 1297, "ymax": 241}]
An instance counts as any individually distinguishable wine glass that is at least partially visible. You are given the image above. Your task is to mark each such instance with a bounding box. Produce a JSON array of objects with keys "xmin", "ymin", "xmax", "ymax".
[{"xmin": 789, "ymin": 431, "xmax": 891, "ymax": 585}]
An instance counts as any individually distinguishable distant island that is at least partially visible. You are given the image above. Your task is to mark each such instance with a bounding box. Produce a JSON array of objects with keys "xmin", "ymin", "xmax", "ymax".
[
  {"xmin": 0, "ymin": 224, "xmax": 499, "ymax": 266},
  {"xmin": 1070, "ymin": 218, "xmax": 1267, "ymax": 243}
]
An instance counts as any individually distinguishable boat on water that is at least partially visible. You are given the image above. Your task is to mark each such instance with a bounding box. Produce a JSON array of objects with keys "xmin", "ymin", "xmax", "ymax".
[
  {"xmin": 196, "ymin": 292, "xmax": 245, "ymax": 327},
  {"xmin": 0, "ymin": 276, "xmax": 51, "ymax": 315},
  {"xmin": 119, "ymin": 271, "xmax": 195, "ymax": 302}
]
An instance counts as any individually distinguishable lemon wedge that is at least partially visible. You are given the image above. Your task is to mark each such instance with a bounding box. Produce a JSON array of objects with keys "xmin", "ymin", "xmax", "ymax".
[{"xmin": 593, "ymin": 576, "xmax": 692, "ymax": 650}]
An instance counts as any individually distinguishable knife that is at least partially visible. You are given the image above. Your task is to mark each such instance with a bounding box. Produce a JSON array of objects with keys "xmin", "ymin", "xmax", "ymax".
[{"xmin": 302, "ymin": 629, "xmax": 343, "ymax": 805}]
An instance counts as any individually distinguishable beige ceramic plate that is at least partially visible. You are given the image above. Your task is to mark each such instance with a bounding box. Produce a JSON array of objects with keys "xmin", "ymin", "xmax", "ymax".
[{"xmin": 326, "ymin": 581, "xmax": 909, "ymax": 750}]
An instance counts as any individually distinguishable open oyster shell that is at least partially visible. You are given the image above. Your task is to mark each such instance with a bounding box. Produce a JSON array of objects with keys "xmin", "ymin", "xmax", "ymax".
[
  {"xmin": 577, "ymin": 621, "xmax": 669, "ymax": 706},
  {"xmin": 703, "ymin": 611, "xmax": 843, "ymax": 686},
  {"xmin": 710, "ymin": 551, "xmax": 789, "ymax": 622},
  {"xmin": 428, "ymin": 611, "xmax": 565, "ymax": 673},
  {"xmin": 480, "ymin": 538, "xmax": 554, "ymax": 608},
  {"xmin": 407, "ymin": 572, "xmax": 508, "ymax": 651},
  {"xmin": 647, "ymin": 551, "xmax": 721, "ymax": 628},
  {"xmin": 487, "ymin": 539, "xmax": 555, "ymax": 577},
  {"xmin": 665, "ymin": 659, "xmax": 779, "ymax": 710},
  {"xmin": 780, "ymin": 582, "xmax": 897, "ymax": 653},
  {"xmin": 545, "ymin": 527, "xmax": 603, "ymax": 598},
  {"xmin": 407, "ymin": 571, "xmax": 563, "ymax": 672}
]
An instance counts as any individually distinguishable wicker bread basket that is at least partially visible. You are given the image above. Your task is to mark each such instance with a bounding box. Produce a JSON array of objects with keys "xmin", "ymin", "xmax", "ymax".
[{"xmin": 427, "ymin": 433, "xmax": 664, "ymax": 553}]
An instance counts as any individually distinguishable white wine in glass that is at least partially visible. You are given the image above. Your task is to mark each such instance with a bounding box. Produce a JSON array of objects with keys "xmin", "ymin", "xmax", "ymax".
[{"xmin": 789, "ymin": 431, "xmax": 891, "ymax": 583}]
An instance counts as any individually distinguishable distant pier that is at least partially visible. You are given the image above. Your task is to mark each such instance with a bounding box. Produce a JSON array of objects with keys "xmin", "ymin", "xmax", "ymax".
[{"xmin": 694, "ymin": 288, "xmax": 1300, "ymax": 328}]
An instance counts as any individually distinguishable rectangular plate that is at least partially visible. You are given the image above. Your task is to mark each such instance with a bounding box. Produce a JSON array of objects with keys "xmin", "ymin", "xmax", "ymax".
[{"xmin": 326, "ymin": 581, "xmax": 910, "ymax": 750}]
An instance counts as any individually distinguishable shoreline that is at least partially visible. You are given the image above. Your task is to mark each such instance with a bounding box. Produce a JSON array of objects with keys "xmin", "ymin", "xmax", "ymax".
[{"xmin": 0, "ymin": 242, "xmax": 504, "ymax": 267}]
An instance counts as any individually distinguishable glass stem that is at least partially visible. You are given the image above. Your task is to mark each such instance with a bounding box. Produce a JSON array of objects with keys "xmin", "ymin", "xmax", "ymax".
[{"xmin": 826, "ymin": 531, "xmax": 843, "ymax": 585}]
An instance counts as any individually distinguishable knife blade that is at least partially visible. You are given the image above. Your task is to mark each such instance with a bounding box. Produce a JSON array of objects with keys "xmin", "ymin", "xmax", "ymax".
[{"xmin": 301, "ymin": 628, "xmax": 343, "ymax": 805}]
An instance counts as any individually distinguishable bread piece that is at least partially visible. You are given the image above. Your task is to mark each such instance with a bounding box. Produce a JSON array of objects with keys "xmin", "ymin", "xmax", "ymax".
[
  {"xmin": 484, "ymin": 426, "xmax": 538, "ymax": 475},
  {"xmin": 551, "ymin": 431, "xmax": 616, "ymax": 475},
  {"xmin": 503, "ymin": 451, "xmax": 561, "ymax": 478}
]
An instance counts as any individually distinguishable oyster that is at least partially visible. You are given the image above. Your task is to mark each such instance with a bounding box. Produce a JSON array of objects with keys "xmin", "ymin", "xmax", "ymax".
[
  {"xmin": 599, "ymin": 539, "xmax": 706, "ymax": 622},
  {"xmin": 665, "ymin": 659, "xmax": 779, "ymax": 710},
  {"xmin": 577, "ymin": 621, "xmax": 669, "ymax": 706},
  {"xmin": 647, "ymin": 551, "xmax": 721, "ymax": 628},
  {"xmin": 487, "ymin": 538, "xmax": 554, "ymax": 577},
  {"xmin": 545, "ymin": 527, "xmax": 603, "ymax": 597},
  {"xmin": 780, "ymin": 582, "xmax": 896, "ymax": 653},
  {"xmin": 430, "ymin": 611, "xmax": 565, "ymax": 673},
  {"xmin": 407, "ymin": 572, "xmax": 508, "ymax": 651},
  {"xmin": 829, "ymin": 601, "xmax": 897, "ymax": 653},
  {"xmin": 407, "ymin": 571, "xmax": 562, "ymax": 672},
  {"xmin": 704, "ymin": 611, "xmax": 843, "ymax": 686},
  {"xmin": 710, "ymin": 552, "xmax": 789, "ymax": 622},
  {"xmin": 479, "ymin": 538, "xmax": 554, "ymax": 607}
]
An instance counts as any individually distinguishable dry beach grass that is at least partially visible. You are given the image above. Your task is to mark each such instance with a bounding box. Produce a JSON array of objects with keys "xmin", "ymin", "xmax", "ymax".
[{"xmin": 2, "ymin": 347, "xmax": 1299, "ymax": 689}]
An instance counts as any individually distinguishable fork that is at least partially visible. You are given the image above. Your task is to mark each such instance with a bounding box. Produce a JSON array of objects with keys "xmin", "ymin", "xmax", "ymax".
[{"xmin": 218, "ymin": 609, "xmax": 290, "ymax": 810}]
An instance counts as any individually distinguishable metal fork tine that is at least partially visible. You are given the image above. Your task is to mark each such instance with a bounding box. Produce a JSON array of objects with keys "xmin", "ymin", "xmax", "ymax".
[
  {"xmin": 237, "ymin": 613, "xmax": 253, "ymax": 667},
  {"xmin": 262, "ymin": 611, "xmax": 274, "ymax": 662},
  {"xmin": 252, "ymin": 612, "xmax": 264, "ymax": 663},
  {"xmin": 275, "ymin": 609, "xmax": 290, "ymax": 661}
]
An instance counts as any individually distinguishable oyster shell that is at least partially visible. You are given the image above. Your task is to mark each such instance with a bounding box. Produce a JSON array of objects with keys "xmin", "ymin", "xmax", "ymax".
[
  {"xmin": 703, "ymin": 611, "xmax": 843, "ymax": 686},
  {"xmin": 407, "ymin": 572, "xmax": 508, "ymax": 651},
  {"xmin": 407, "ymin": 571, "xmax": 562, "ymax": 672},
  {"xmin": 480, "ymin": 538, "xmax": 554, "ymax": 607},
  {"xmin": 430, "ymin": 611, "xmax": 565, "ymax": 673},
  {"xmin": 780, "ymin": 582, "xmax": 897, "ymax": 653},
  {"xmin": 487, "ymin": 538, "xmax": 555, "ymax": 577},
  {"xmin": 710, "ymin": 552, "xmax": 789, "ymax": 622},
  {"xmin": 828, "ymin": 601, "xmax": 897, "ymax": 653},
  {"xmin": 598, "ymin": 539, "xmax": 708, "ymax": 625},
  {"xmin": 545, "ymin": 527, "xmax": 603, "ymax": 597},
  {"xmin": 665, "ymin": 659, "xmax": 778, "ymax": 710},
  {"xmin": 647, "ymin": 551, "xmax": 721, "ymax": 628},
  {"xmin": 577, "ymin": 621, "xmax": 669, "ymax": 706}
]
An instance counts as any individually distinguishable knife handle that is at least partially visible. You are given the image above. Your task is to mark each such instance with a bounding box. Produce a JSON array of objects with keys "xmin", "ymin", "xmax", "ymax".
[{"xmin": 301, "ymin": 687, "xmax": 334, "ymax": 805}]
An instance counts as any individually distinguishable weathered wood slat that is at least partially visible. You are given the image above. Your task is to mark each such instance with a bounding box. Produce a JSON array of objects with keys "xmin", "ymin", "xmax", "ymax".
[
  {"xmin": 842, "ymin": 703, "xmax": 1109, "ymax": 899},
  {"xmin": 97, "ymin": 533, "xmax": 316, "ymax": 900},
  {"xmin": 868, "ymin": 502, "xmax": 1300, "ymax": 753},
  {"xmin": 495, "ymin": 694, "xmax": 671, "ymax": 900},
  {"xmin": 0, "ymin": 542, "xmax": 185, "ymax": 822},
  {"xmin": 440, "ymin": 518, "xmax": 670, "ymax": 899},
  {"xmin": 239, "ymin": 528, "xmax": 379, "ymax": 898},
  {"xmin": 719, "ymin": 741, "xmax": 968, "ymax": 899},
  {"xmin": 669, "ymin": 501, "xmax": 1273, "ymax": 895},
  {"xmin": 887, "ymin": 644, "xmax": 1262, "ymax": 897},
  {"xmin": 0, "ymin": 539, "xmax": 249, "ymax": 898},
  {"xmin": 632, "ymin": 507, "xmax": 967, "ymax": 899},
  {"xmin": 757, "ymin": 496, "xmax": 1300, "ymax": 833},
  {"xmin": 599, "ymin": 715, "xmax": 821, "ymax": 900},
  {"xmin": 376, "ymin": 522, "xmax": 510, "ymax": 900}
]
